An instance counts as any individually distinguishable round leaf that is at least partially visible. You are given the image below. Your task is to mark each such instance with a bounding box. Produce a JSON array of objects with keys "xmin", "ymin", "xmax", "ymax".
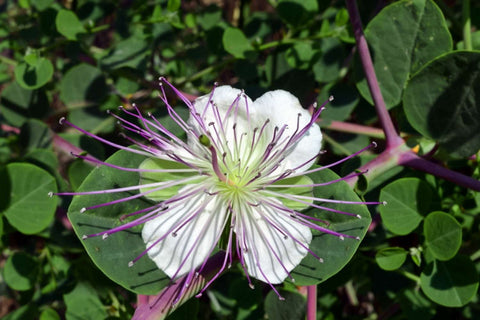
[
  {"xmin": 63, "ymin": 282, "xmax": 108, "ymax": 319},
  {"xmin": 3, "ymin": 252, "xmax": 38, "ymax": 291},
  {"xmin": 55, "ymin": 9, "xmax": 86, "ymax": 40},
  {"xmin": 39, "ymin": 308, "xmax": 60, "ymax": 320},
  {"xmin": 312, "ymin": 37, "xmax": 345, "ymax": 83},
  {"xmin": 379, "ymin": 178, "xmax": 433, "ymax": 235},
  {"xmin": 292, "ymin": 168, "xmax": 372, "ymax": 285},
  {"xmin": 100, "ymin": 37, "xmax": 149, "ymax": 70},
  {"xmin": 59, "ymin": 64, "xmax": 107, "ymax": 108},
  {"xmin": 276, "ymin": 0, "xmax": 318, "ymax": 27},
  {"xmin": 2, "ymin": 163, "xmax": 57, "ymax": 234},
  {"xmin": 356, "ymin": 0, "xmax": 452, "ymax": 108},
  {"xmin": 420, "ymin": 255, "xmax": 479, "ymax": 307},
  {"xmin": 14, "ymin": 57, "xmax": 54, "ymax": 89},
  {"xmin": 403, "ymin": 51, "xmax": 480, "ymax": 157},
  {"xmin": 68, "ymin": 150, "xmax": 168, "ymax": 295},
  {"xmin": 424, "ymin": 211, "xmax": 462, "ymax": 261},
  {"xmin": 0, "ymin": 81, "xmax": 49, "ymax": 126},
  {"xmin": 375, "ymin": 247, "xmax": 408, "ymax": 271},
  {"xmin": 222, "ymin": 27, "xmax": 254, "ymax": 59}
]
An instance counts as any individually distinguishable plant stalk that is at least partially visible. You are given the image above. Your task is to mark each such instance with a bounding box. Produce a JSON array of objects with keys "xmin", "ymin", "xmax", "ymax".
[
  {"xmin": 345, "ymin": 0, "xmax": 403, "ymax": 149},
  {"xmin": 306, "ymin": 285, "xmax": 317, "ymax": 320}
]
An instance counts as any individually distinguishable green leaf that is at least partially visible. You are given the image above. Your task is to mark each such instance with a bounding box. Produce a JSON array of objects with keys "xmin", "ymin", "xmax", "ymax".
[
  {"xmin": 59, "ymin": 64, "xmax": 107, "ymax": 108},
  {"xmin": 24, "ymin": 149, "xmax": 58, "ymax": 174},
  {"xmin": 276, "ymin": 0, "xmax": 318, "ymax": 28},
  {"xmin": 420, "ymin": 255, "xmax": 479, "ymax": 307},
  {"xmin": 379, "ymin": 178, "xmax": 433, "ymax": 235},
  {"xmin": 222, "ymin": 27, "xmax": 254, "ymax": 59},
  {"xmin": 68, "ymin": 150, "xmax": 168, "ymax": 295},
  {"xmin": 39, "ymin": 308, "xmax": 61, "ymax": 320},
  {"xmin": 398, "ymin": 289, "xmax": 436, "ymax": 320},
  {"xmin": 285, "ymin": 42, "xmax": 320, "ymax": 70},
  {"xmin": 14, "ymin": 57, "xmax": 54, "ymax": 90},
  {"xmin": 2, "ymin": 304, "xmax": 37, "ymax": 320},
  {"xmin": 100, "ymin": 37, "xmax": 149, "ymax": 70},
  {"xmin": 68, "ymin": 160, "xmax": 95, "ymax": 191},
  {"xmin": 167, "ymin": 0, "xmax": 181, "ymax": 12},
  {"xmin": 20, "ymin": 119, "xmax": 53, "ymax": 153},
  {"xmin": 317, "ymin": 82, "xmax": 359, "ymax": 121},
  {"xmin": 265, "ymin": 289, "xmax": 306, "ymax": 320},
  {"xmin": 3, "ymin": 252, "xmax": 39, "ymax": 291},
  {"xmin": 356, "ymin": 0, "xmax": 452, "ymax": 108},
  {"xmin": 375, "ymin": 247, "xmax": 408, "ymax": 271},
  {"xmin": 0, "ymin": 81, "xmax": 49, "ymax": 127},
  {"xmin": 292, "ymin": 167, "xmax": 372, "ymax": 285},
  {"xmin": 2, "ymin": 163, "xmax": 57, "ymax": 234},
  {"xmin": 55, "ymin": 9, "xmax": 86, "ymax": 40},
  {"xmin": 63, "ymin": 282, "xmax": 108, "ymax": 320},
  {"xmin": 403, "ymin": 51, "xmax": 480, "ymax": 157},
  {"xmin": 31, "ymin": 0, "xmax": 54, "ymax": 11},
  {"xmin": 424, "ymin": 211, "xmax": 462, "ymax": 261},
  {"xmin": 312, "ymin": 37, "xmax": 346, "ymax": 83}
]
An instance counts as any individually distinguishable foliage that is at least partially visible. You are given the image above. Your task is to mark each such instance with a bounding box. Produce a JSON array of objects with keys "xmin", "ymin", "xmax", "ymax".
[{"xmin": 1, "ymin": 0, "xmax": 479, "ymax": 319}]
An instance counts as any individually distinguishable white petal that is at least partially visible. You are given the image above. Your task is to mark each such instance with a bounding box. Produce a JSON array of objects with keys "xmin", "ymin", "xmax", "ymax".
[
  {"xmin": 254, "ymin": 90, "xmax": 322, "ymax": 172},
  {"xmin": 190, "ymin": 86, "xmax": 256, "ymax": 133},
  {"xmin": 188, "ymin": 85, "xmax": 261, "ymax": 160},
  {"xmin": 142, "ymin": 189, "xmax": 228, "ymax": 278},
  {"xmin": 236, "ymin": 199, "xmax": 312, "ymax": 284}
]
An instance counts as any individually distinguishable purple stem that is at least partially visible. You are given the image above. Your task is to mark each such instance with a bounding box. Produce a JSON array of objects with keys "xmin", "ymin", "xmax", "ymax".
[
  {"xmin": 306, "ymin": 285, "xmax": 317, "ymax": 320},
  {"xmin": 345, "ymin": 0, "xmax": 404, "ymax": 149},
  {"xmin": 399, "ymin": 152, "xmax": 480, "ymax": 191}
]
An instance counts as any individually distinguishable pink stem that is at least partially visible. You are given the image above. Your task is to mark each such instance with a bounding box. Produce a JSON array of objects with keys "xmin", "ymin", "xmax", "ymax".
[
  {"xmin": 321, "ymin": 120, "xmax": 387, "ymax": 139},
  {"xmin": 306, "ymin": 285, "xmax": 317, "ymax": 320}
]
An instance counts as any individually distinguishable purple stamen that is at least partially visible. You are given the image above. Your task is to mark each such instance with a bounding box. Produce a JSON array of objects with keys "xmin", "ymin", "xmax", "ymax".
[
  {"xmin": 70, "ymin": 153, "xmax": 197, "ymax": 173},
  {"xmin": 59, "ymin": 118, "xmax": 152, "ymax": 157},
  {"xmin": 294, "ymin": 142, "xmax": 377, "ymax": 177},
  {"xmin": 80, "ymin": 176, "xmax": 202, "ymax": 212}
]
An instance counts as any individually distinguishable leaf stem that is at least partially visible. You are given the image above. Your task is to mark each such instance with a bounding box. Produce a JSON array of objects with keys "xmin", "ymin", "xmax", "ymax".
[
  {"xmin": 345, "ymin": 280, "xmax": 359, "ymax": 306},
  {"xmin": 176, "ymin": 57, "xmax": 235, "ymax": 85},
  {"xmin": 462, "ymin": 0, "xmax": 472, "ymax": 50},
  {"xmin": 306, "ymin": 285, "xmax": 317, "ymax": 320},
  {"xmin": 395, "ymin": 269, "xmax": 420, "ymax": 284},
  {"xmin": 345, "ymin": 0, "xmax": 403, "ymax": 149},
  {"xmin": 0, "ymin": 54, "xmax": 17, "ymax": 66}
]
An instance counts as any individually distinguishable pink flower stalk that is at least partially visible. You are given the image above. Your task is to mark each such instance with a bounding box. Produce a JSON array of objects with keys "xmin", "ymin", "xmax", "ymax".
[{"xmin": 52, "ymin": 78, "xmax": 381, "ymax": 300}]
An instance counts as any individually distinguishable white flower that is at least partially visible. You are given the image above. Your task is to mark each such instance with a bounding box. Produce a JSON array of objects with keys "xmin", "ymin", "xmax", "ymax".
[
  {"xmin": 141, "ymin": 85, "xmax": 321, "ymax": 286},
  {"xmin": 54, "ymin": 78, "xmax": 379, "ymax": 299}
]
